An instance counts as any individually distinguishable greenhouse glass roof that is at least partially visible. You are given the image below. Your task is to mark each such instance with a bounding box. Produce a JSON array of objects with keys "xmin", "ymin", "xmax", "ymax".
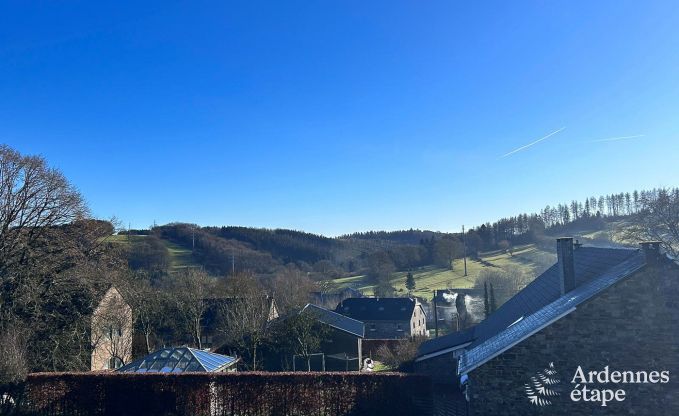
[{"xmin": 116, "ymin": 347, "xmax": 238, "ymax": 373}]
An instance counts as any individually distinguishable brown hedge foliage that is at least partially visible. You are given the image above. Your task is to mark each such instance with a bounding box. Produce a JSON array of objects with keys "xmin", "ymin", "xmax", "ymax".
[{"xmin": 21, "ymin": 372, "xmax": 432, "ymax": 416}]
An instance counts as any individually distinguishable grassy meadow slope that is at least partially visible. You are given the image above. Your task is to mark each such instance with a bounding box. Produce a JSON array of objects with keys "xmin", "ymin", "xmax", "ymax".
[
  {"xmin": 325, "ymin": 243, "xmax": 555, "ymax": 298},
  {"xmin": 107, "ymin": 234, "xmax": 202, "ymax": 271}
]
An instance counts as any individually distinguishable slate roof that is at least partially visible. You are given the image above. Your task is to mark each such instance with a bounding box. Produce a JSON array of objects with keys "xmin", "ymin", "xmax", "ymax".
[
  {"xmin": 418, "ymin": 246, "xmax": 641, "ymax": 358},
  {"xmin": 458, "ymin": 250, "xmax": 645, "ymax": 374},
  {"xmin": 302, "ymin": 304, "xmax": 365, "ymax": 338},
  {"xmin": 117, "ymin": 347, "xmax": 238, "ymax": 373},
  {"xmin": 336, "ymin": 297, "xmax": 419, "ymax": 321}
]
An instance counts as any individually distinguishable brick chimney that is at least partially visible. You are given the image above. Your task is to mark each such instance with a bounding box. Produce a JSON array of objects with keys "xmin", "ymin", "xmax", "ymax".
[
  {"xmin": 557, "ymin": 237, "xmax": 576, "ymax": 295},
  {"xmin": 640, "ymin": 241, "xmax": 663, "ymax": 267}
]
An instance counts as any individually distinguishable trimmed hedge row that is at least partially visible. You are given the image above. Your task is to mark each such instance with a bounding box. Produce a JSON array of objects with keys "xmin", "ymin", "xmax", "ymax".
[{"xmin": 21, "ymin": 372, "xmax": 432, "ymax": 416}]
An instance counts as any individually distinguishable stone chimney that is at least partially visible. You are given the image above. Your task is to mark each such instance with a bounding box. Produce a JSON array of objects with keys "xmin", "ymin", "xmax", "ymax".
[
  {"xmin": 557, "ymin": 237, "xmax": 576, "ymax": 295},
  {"xmin": 640, "ymin": 241, "xmax": 663, "ymax": 267}
]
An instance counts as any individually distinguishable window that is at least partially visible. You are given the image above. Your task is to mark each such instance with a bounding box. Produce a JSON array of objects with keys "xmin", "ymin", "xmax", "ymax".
[
  {"xmin": 370, "ymin": 324, "xmax": 376, "ymax": 332},
  {"xmin": 397, "ymin": 324, "xmax": 403, "ymax": 331}
]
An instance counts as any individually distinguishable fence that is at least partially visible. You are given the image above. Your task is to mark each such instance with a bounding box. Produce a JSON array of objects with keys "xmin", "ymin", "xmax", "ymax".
[{"xmin": 18, "ymin": 371, "xmax": 432, "ymax": 416}]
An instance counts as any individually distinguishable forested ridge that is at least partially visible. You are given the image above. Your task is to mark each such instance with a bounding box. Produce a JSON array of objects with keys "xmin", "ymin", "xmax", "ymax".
[
  {"xmin": 3, "ymin": 142, "xmax": 678, "ymax": 381},
  {"xmin": 123, "ymin": 188, "xmax": 672, "ymax": 281}
]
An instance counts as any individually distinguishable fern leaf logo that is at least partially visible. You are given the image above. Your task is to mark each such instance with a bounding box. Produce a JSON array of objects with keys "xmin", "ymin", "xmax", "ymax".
[{"xmin": 524, "ymin": 362, "xmax": 561, "ymax": 406}]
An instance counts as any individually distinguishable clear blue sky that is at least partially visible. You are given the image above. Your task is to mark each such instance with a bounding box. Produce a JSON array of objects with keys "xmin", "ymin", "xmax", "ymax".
[{"xmin": 2, "ymin": 1, "xmax": 679, "ymax": 236}]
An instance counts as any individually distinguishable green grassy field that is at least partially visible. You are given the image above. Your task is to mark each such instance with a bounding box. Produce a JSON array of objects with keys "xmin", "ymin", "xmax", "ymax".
[
  {"xmin": 106, "ymin": 234, "xmax": 147, "ymax": 244},
  {"xmin": 326, "ymin": 244, "xmax": 549, "ymax": 298},
  {"xmin": 577, "ymin": 220, "xmax": 630, "ymax": 244},
  {"xmin": 161, "ymin": 239, "xmax": 201, "ymax": 271},
  {"xmin": 106, "ymin": 234, "xmax": 201, "ymax": 271}
]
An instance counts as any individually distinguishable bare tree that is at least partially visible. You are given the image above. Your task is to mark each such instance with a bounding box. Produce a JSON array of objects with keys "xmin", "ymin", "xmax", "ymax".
[
  {"xmin": 0, "ymin": 145, "xmax": 88, "ymax": 275},
  {"xmin": 216, "ymin": 273, "xmax": 272, "ymax": 370},
  {"xmin": 0, "ymin": 325, "xmax": 27, "ymax": 384},
  {"xmin": 433, "ymin": 238, "xmax": 463, "ymax": 269},
  {"xmin": 375, "ymin": 336, "xmax": 426, "ymax": 370},
  {"xmin": 0, "ymin": 145, "xmax": 127, "ymax": 373},
  {"xmin": 625, "ymin": 188, "xmax": 679, "ymax": 257},
  {"xmin": 171, "ymin": 268, "xmax": 214, "ymax": 349},
  {"xmin": 269, "ymin": 265, "xmax": 317, "ymax": 314},
  {"xmin": 124, "ymin": 275, "xmax": 167, "ymax": 354}
]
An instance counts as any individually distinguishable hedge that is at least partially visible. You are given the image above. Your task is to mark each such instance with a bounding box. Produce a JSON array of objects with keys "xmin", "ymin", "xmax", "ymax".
[{"xmin": 20, "ymin": 372, "xmax": 432, "ymax": 415}]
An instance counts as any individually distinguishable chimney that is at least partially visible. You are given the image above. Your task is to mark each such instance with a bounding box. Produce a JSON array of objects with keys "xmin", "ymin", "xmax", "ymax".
[
  {"xmin": 640, "ymin": 241, "xmax": 663, "ymax": 267},
  {"xmin": 557, "ymin": 237, "xmax": 576, "ymax": 294}
]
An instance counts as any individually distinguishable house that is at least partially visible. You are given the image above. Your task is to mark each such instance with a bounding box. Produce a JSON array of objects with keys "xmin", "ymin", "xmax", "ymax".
[
  {"xmin": 116, "ymin": 347, "xmax": 238, "ymax": 373},
  {"xmin": 90, "ymin": 286, "xmax": 133, "ymax": 371},
  {"xmin": 415, "ymin": 239, "xmax": 679, "ymax": 415},
  {"xmin": 335, "ymin": 297, "xmax": 426, "ymax": 339},
  {"xmin": 310, "ymin": 287, "xmax": 363, "ymax": 310},
  {"xmin": 200, "ymin": 296, "xmax": 279, "ymax": 350},
  {"xmin": 300, "ymin": 304, "xmax": 365, "ymax": 371}
]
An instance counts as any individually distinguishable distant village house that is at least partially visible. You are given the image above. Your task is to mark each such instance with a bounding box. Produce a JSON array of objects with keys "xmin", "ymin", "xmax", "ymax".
[
  {"xmin": 90, "ymin": 286, "xmax": 133, "ymax": 371},
  {"xmin": 336, "ymin": 297, "xmax": 426, "ymax": 339}
]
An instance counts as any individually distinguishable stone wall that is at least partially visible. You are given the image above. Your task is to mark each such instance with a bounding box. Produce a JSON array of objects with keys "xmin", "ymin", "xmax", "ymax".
[
  {"xmin": 467, "ymin": 262, "xmax": 679, "ymax": 415},
  {"xmin": 364, "ymin": 320, "xmax": 411, "ymax": 339}
]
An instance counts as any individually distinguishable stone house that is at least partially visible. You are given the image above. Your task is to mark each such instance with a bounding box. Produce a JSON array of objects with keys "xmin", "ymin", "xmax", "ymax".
[
  {"xmin": 335, "ymin": 297, "xmax": 426, "ymax": 339},
  {"xmin": 415, "ymin": 238, "xmax": 679, "ymax": 415},
  {"xmin": 90, "ymin": 286, "xmax": 133, "ymax": 371}
]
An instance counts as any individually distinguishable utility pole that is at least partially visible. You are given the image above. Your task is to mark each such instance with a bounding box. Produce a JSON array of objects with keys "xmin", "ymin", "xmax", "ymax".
[
  {"xmin": 462, "ymin": 225, "xmax": 468, "ymax": 277},
  {"xmin": 231, "ymin": 253, "xmax": 235, "ymax": 275},
  {"xmin": 192, "ymin": 227, "xmax": 195, "ymax": 251},
  {"xmin": 432, "ymin": 290, "xmax": 439, "ymax": 338}
]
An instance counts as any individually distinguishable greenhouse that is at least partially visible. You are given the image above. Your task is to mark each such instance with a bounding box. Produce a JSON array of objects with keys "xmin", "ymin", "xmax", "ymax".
[{"xmin": 116, "ymin": 347, "xmax": 238, "ymax": 373}]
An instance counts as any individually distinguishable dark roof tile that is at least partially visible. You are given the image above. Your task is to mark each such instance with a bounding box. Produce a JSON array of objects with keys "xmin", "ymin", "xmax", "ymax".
[
  {"xmin": 336, "ymin": 297, "xmax": 418, "ymax": 321},
  {"xmin": 303, "ymin": 304, "xmax": 365, "ymax": 338},
  {"xmin": 418, "ymin": 246, "xmax": 640, "ymax": 358}
]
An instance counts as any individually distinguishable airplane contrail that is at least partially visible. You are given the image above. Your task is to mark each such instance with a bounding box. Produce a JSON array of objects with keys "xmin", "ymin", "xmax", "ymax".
[
  {"xmin": 588, "ymin": 134, "xmax": 645, "ymax": 143},
  {"xmin": 500, "ymin": 127, "xmax": 566, "ymax": 158}
]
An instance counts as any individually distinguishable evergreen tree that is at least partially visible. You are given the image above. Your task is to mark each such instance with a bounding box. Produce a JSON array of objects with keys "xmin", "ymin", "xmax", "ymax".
[
  {"xmin": 483, "ymin": 281, "xmax": 490, "ymax": 318},
  {"xmin": 489, "ymin": 283, "xmax": 497, "ymax": 313},
  {"xmin": 405, "ymin": 271, "xmax": 416, "ymax": 294}
]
